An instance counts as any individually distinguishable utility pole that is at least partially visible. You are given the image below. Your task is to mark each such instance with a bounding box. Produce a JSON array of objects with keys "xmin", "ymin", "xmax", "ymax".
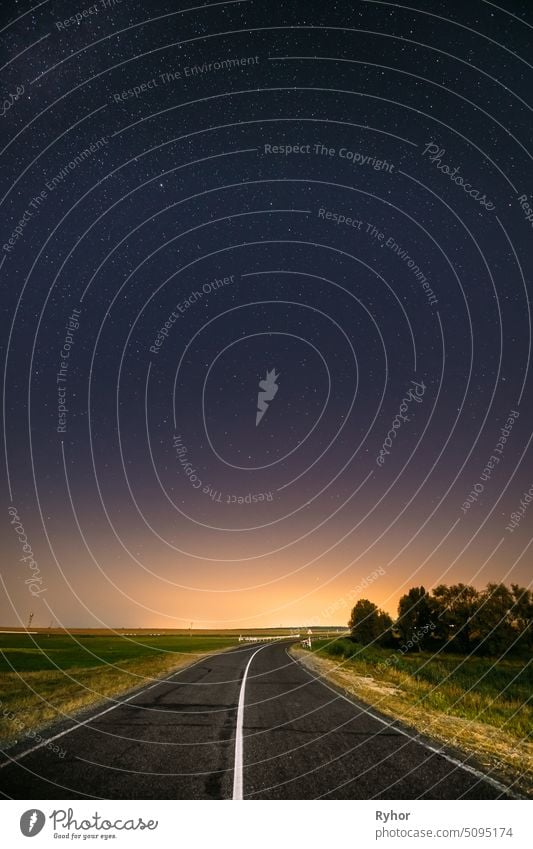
[{"xmin": 27, "ymin": 612, "xmax": 34, "ymax": 629}]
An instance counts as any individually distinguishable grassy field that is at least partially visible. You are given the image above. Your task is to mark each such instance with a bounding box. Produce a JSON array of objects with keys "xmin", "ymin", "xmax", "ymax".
[
  {"xmin": 294, "ymin": 638, "xmax": 533, "ymax": 796},
  {"xmin": 1, "ymin": 627, "xmax": 343, "ymax": 636},
  {"xmin": 0, "ymin": 631, "xmax": 239, "ymax": 745}
]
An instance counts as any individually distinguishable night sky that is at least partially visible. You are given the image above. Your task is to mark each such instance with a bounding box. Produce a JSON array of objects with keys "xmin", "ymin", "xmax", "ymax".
[{"xmin": 1, "ymin": 0, "xmax": 532, "ymax": 629}]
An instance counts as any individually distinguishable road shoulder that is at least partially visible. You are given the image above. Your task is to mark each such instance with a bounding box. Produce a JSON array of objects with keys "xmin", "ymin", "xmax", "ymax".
[
  {"xmin": 0, "ymin": 647, "xmax": 232, "ymax": 766},
  {"xmin": 290, "ymin": 646, "xmax": 531, "ymax": 799}
]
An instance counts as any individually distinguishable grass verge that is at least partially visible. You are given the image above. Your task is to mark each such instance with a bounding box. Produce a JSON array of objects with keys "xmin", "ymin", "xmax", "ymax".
[{"xmin": 292, "ymin": 638, "xmax": 532, "ymax": 797}]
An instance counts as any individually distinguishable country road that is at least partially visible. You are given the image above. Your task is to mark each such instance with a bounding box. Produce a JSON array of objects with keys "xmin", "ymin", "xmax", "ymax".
[{"xmin": 0, "ymin": 641, "xmax": 514, "ymax": 800}]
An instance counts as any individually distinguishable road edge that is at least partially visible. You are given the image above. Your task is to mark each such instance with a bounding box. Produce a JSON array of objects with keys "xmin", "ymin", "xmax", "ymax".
[
  {"xmin": 288, "ymin": 646, "xmax": 527, "ymax": 800},
  {"xmin": 0, "ymin": 644, "xmax": 240, "ymax": 769}
]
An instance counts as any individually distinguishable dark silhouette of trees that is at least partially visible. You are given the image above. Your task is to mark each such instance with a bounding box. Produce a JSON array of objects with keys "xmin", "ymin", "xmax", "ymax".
[
  {"xmin": 348, "ymin": 599, "xmax": 392, "ymax": 646},
  {"xmin": 347, "ymin": 580, "xmax": 531, "ymax": 655},
  {"xmin": 431, "ymin": 583, "xmax": 480, "ymax": 652},
  {"xmin": 473, "ymin": 583, "xmax": 518, "ymax": 656},
  {"xmin": 396, "ymin": 586, "xmax": 433, "ymax": 650},
  {"xmin": 510, "ymin": 584, "xmax": 533, "ymax": 651}
]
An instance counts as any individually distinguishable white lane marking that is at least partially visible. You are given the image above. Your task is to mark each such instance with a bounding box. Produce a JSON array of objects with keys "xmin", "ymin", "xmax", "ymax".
[
  {"xmin": 0, "ymin": 655, "xmax": 210, "ymax": 770},
  {"xmin": 232, "ymin": 643, "xmax": 271, "ymax": 800},
  {"xmin": 287, "ymin": 650, "xmax": 522, "ymax": 799}
]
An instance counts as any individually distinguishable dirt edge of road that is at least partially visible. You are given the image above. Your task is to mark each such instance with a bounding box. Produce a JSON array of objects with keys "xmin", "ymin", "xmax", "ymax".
[
  {"xmin": 290, "ymin": 646, "xmax": 532, "ymax": 798},
  {"xmin": 0, "ymin": 645, "xmax": 239, "ymax": 759}
]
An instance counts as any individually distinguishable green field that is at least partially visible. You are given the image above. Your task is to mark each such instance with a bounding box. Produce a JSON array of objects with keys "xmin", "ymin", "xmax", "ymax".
[
  {"xmin": 296, "ymin": 638, "xmax": 533, "ymax": 794},
  {"xmin": 0, "ymin": 632, "xmax": 239, "ymax": 745}
]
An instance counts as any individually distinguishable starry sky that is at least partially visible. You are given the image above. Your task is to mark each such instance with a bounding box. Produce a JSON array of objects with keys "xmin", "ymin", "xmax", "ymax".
[{"xmin": 1, "ymin": 0, "xmax": 532, "ymax": 629}]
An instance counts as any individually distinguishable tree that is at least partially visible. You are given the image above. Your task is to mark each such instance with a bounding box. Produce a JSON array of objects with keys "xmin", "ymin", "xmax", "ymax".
[
  {"xmin": 510, "ymin": 584, "xmax": 533, "ymax": 650},
  {"xmin": 474, "ymin": 583, "xmax": 516, "ymax": 656},
  {"xmin": 396, "ymin": 586, "xmax": 433, "ymax": 651},
  {"xmin": 431, "ymin": 583, "xmax": 480, "ymax": 652},
  {"xmin": 348, "ymin": 599, "xmax": 392, "ymax": 646}
]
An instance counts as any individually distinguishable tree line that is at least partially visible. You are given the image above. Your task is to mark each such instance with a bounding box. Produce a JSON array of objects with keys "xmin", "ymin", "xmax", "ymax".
[{"xmin": 348, "ymin": 582, "xmax": 532, "ymax": 655}]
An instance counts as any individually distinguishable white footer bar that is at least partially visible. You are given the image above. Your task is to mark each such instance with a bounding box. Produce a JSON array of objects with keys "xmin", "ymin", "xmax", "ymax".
[{"xmin": 2, "ymin": 799, "xmax": 530, "ymax": 848}]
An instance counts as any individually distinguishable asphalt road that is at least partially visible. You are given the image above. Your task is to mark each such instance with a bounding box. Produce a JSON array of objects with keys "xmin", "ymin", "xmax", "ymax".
[{"xmin": 0, "ymin": 641, "xmax": 514, "ymax": 799}]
